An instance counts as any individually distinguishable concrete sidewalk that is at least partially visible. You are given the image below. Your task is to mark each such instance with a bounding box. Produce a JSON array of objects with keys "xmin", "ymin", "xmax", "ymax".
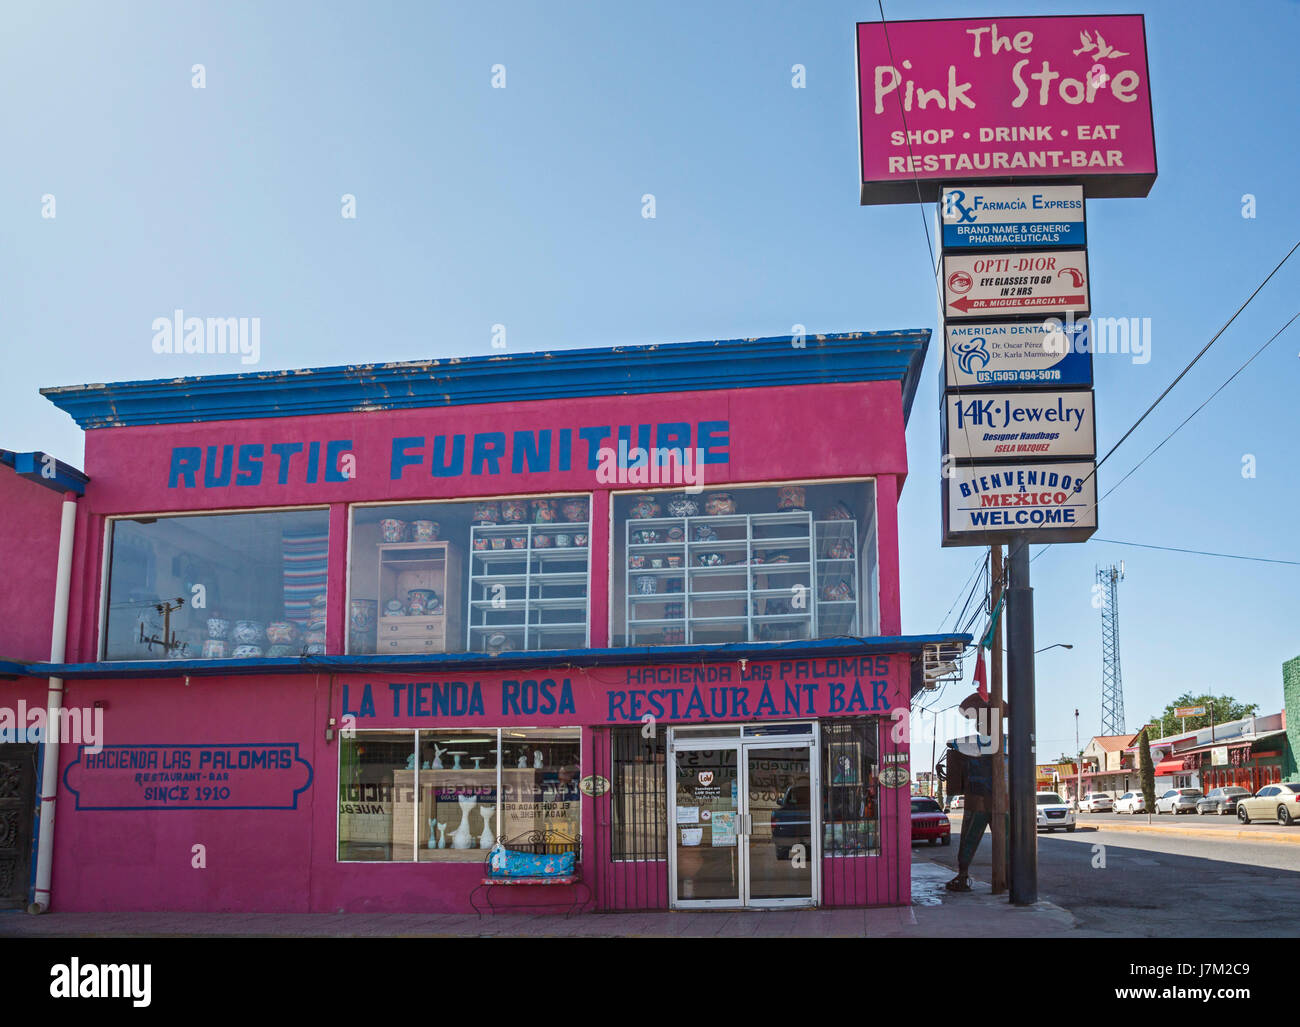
[{"xmin": 0, "ymin": 860, "xmax": 1074, "ymax": 938}]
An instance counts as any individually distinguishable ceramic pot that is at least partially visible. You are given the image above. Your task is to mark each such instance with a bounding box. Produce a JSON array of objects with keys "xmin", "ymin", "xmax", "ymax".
[
  {"xmin": 692, "ymin": 525, "xmax": 718, "ymax": 542},
  {"xmin": 634, "ymin": 575, "xmax": 658, "ymax": 595},
  {"xmin": 411, "ymin": 519, "xmax": 439, "ymax": 542},
  {"xmin": 233, "ymin": 621, "xmax": 264, "ymax": 645},
  {"xmin": 232, "ymin": 644, "xmax": 263, "ymax": 659},
  {"xmin": 573, "ymin": 533, "xmax": 589, "ymax": 547},
  {"xmin": 509, "ymin": 535, "xmax": 527, "ymax": 549},
  {"xmin": 201, "ymin": 640, "xmax": 228, "ymax": 659},
  {"xmin": 667, "ymin": 554, "xmax": 682, "ymax": 568},
  {"xmin": 348, "ymin": 601, "xmax": 377, "ymax": 632},
  {"xmin": 696, "ymin": 552, "xmax": 724, "ymax": 567},
  {"xmin": 531, "ymin": 499, "xmax": 558, "ymax": 523},
  {"xmin": 777, "ymin": 485, "xmax": 806, "ymax": 511},
  {"xmin": 821, "ymin": 580, "xmax": 853, "ymax": 601},
  {"xmin": 384, "ymin": 599, "xmax": 406, "ymax": 615},
  {"xmin": 650, "ymin": 557, "xmax": 664, "ymax": 568},
  {"xmin": 473, "ymin": 537, "xmax": 490, "ymax": 551},
  {"xmin": 666, "ymin": 526, "xmax": 685, "ymax": 542},
  {"xmin": 501, "ymin": 500, "xmax": 527, "ymax": 523},
  {"xmin": 379, "ymin": 518, "xmax": 408, "ymax": 542},
  {"xmin": 206, "ymin": 617, "xmax": 231, "ymax": 640},
  {"xmin": 827, "ymin": 539, "xmax": 854, "ymax": 560},
  {"xmin": 266, "ymin": 621, "xmax": 298, "ymax": 644},
  {"xmin": 704, "ymin": 492, "xmax": 735, "ymax": 516},
  {"xmin": 532, "ymin": 533, "xmax": 553, "ymax": 548},
  {"xmin": 407, "ymin": 589, "xmax": 438, "ymax": 615},
  {"xmin": 628, "ymin": 498, "xmax": 661, "ymax": 520},
  {"xmin": 491, "ymin": 537, "xmax": 507, "ymax": 550},
  {"xmin": 473, "ymin": 502, "xmax": 500, "ymax": 524},
  {"xmin": 628, "ymin": 554, "xmax": 646, "ymax": 569},
  {"xmin": 555, "ymin": 533, "xmax": 572, "ymax": 548},
  {"xmin": 666, "ymin": 495, "xmax": 699, "ymax": 518},
  {"xmin": 561, "ymin": 498, "xmax": 588, "ymax": 523}
]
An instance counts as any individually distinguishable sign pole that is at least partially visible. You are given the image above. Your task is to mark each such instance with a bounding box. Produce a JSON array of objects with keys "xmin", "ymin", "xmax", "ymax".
[
  {"xmin": 1007, "ymin": 532, "xmax": 1037, "ymax": 905},
  {"xmin": 990, "ymin": 544, "xmax": 1007, "ymax": 894}
]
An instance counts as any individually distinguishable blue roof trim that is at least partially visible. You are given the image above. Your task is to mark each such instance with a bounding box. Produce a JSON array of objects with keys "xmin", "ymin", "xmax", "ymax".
[
  {"xmin": 24, "ymin": 633, "xmax": 969, "ymax": 680},
  {"xmin": 41, "ymin": 331, "xmax": 932, "ymax": 431},
  {"xmin": 0, "ymin": 450, "xmax": 88, "ymax": 496}
]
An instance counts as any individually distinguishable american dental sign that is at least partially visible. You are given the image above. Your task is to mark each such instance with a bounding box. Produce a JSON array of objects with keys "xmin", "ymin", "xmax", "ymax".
[
  {"xmin": 944, "ymin": 320, "xmax": 1092, "ymax": 389},
  {"xmin": 943, "ymin": 462, "xmax": 1097, "ymax": 544},
  {"xmin": 943, "ymin": 390, "xmax": 1096, "ymax": 461}
]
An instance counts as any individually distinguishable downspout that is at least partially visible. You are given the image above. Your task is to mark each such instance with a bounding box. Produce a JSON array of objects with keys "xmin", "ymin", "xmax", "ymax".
[{"xmin": 29, "ymin": 491, "xmax": 79, "ymax": 914}]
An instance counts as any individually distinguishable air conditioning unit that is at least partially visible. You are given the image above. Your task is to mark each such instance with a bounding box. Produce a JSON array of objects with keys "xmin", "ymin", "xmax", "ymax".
[{"xmin": 922, "ymin": 642, "xmax": 966, "ymax": 690}]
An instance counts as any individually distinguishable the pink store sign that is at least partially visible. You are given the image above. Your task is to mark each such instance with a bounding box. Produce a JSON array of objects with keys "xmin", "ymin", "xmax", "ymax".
[{"xmin": 857, "ymin": 15, "xmax": 1156, "ymax": 204}]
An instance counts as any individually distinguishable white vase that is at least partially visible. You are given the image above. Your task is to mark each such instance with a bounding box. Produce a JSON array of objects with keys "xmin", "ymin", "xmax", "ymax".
[
  {"xmin": 451, "ymin": 795, "xmax": 477, "ymax": 849},
  {"xmin": 479, "ymin": 805, "xmax": 496, "ymax": 849},
  {"xmin": 427, "ymin": 818, "xmax": 438, "ymax": 849},
  {"xmin": 432, "ymin": 744, "xmax": 446, "ymax": 770},
  {"xmin": 533, "ymin": 750, "xmax": 543, "ymax": 769},
  {"xmin": 435, "ymin": 822, "xmax": 447, "ymax": 849},
  {"xmin": 518, "ymin": 755, "xmax": 527, "ymax": 768}
]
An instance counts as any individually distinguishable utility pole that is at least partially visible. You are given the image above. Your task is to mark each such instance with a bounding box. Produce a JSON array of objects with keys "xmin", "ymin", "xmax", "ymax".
[
  {"xmin": 1075, "ymin": 708, "xmax": 1082, "ymax": 807},
  {"xmin": 1007, "ymin": 533, "xmax": 1037, "ymax": 905},
  {"xmin": 990, "ymin": 544, "xmax": 1007, "ymax": 894}
]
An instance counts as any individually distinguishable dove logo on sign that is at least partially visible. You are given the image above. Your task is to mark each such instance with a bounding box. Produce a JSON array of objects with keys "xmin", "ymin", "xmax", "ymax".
[{"xmin": 952, "ymin": 337, "xmax": 990, "ymax": 375}]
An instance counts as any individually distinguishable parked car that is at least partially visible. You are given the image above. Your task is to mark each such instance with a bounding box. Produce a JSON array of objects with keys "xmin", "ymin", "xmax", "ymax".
[
  {"xmin": 1114, "ymin": 791, "xmax": 1147, "ymax": 814},
  {"xmin": 1156, "ymin": 787, "xmax": 1203, "ymax": 814},
  {"xmin": 770, "ymin": 784, "xmax": 812, "ymax": 859},
  {"xmin": 1236, "ymin": 782, "xmax": 1300, "ymax": 826},
  {"xmin": 945, "ymin": 795, "xmax": 964, "ymax": 813},
  {"xmin": 911, "ymin": 796, "xmax": 951, "ymax": 846},
  {"xmin": 1035, "ymin": 791, "xmax": 1076, "ymax": 832},
  {"xmin": 1196, "ymin": 786, "xmax": 1250, "ymax": 816},
  {"xmin": 1079, "ymin": 792, "xmax": 1114, "ymax": 813}
]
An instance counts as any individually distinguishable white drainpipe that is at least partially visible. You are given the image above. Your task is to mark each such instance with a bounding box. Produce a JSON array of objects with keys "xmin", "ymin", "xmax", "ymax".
[{"xmin": 29, "ymin": 491, "xmax": 78, "ymax": 914}]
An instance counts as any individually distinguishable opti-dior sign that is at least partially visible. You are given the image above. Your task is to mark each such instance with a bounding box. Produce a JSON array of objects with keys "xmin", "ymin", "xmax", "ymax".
[{"xmin": 940, "ymin": 250, "xmax": 1090, "ymax": 319}]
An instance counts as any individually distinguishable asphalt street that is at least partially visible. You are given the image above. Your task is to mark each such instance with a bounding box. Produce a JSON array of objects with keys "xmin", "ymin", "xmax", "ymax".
[{"xmin": 928, "ymin": 819, "xmax": 1300, "ymax": 936}]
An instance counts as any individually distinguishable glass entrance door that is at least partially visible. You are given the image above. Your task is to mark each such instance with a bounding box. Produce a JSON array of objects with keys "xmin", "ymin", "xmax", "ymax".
[{"xmin": 668, "ymin": 726, "xmax": 819, "ymax": 909}]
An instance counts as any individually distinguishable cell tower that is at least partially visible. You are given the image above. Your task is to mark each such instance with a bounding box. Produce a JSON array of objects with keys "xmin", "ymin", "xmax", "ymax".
[{"xmin": 1097, "ymin": 563, "xmax": 1126, "ymax": 735}]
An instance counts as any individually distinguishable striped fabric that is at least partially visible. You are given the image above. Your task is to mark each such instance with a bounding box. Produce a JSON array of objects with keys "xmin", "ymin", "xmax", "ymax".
[{"xmin": 282, "ymin": 530, "xmax": 329, "ymax": 625}]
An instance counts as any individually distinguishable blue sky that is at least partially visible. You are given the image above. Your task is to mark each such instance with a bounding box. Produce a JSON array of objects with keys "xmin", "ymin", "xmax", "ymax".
[{"xmin": 2, "ymin": 1, "xmax": 1297, "ymax": 755}]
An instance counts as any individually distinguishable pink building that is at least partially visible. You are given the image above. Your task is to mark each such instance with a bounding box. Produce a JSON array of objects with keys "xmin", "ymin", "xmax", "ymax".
[{"xmin": 2, "ymin": 331, "xmax": 966, "ymax": 914}]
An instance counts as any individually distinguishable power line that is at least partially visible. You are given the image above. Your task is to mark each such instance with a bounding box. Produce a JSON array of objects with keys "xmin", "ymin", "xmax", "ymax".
[{"xmin": 1090, "ymin": 538, "xmax": 1300, "ymax": 566}]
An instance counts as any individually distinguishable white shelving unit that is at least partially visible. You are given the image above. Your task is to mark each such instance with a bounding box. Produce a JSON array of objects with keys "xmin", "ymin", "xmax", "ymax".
[
  {"xmin": 467, "ymin": 521, "xmax": 590, "ymax": 652},
  {"xmin": 622, "ymin": 511, "xmax": 861, "ymax": 645}
]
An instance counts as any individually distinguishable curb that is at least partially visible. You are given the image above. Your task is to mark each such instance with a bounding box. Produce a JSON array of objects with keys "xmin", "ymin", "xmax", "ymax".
[{"xmin": 1079, "ymin": 819, "xmax": 1300, "ymax": 846}]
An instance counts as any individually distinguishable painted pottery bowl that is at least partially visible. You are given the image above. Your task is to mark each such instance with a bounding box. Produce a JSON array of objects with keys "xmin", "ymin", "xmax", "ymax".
[
  {"xmin": 634, "ymin": 575, "xmax": 658, "ymax": 595},
  {"xmin": 821, "ymin": 580, "xmax": 853, "ymax": 601},
  {"xmin": 491, "ymin": 537, "xmax": 507, "ymax": 550},
  {"xmin": 474, "ymin": 502, "xmax": 501, "ymax": 524},
  {"xmin": 561, "ymin": 498, "xmax": 589, "ymax": 522},
  {"xmin": 232, "ymin": 620, "xmax": 264, "ymax": 645},
  {"xmin": 666, "ymin": 526, "xmax": 685, "ymax": 542},
  {"xmin": 692, "ymin": 525, "xmax": 718, "ymax": 542},
  {"xmin": 628, "ymin": 498, "xmax": 661, "ymax": 520},
  {"xmin": 501, "ymin": 500, "xmax": 528, "ymax": 523},
  {"xmin": 776, "ymin": 485, "xmax": 806, "ymax": 511},
  {"xmin": 347, "ymin": 601, "xmax": 377, "ymax": 632},
  {"xmin": 473, "ymin": 537, "xmax": 490, "ymax": 551},
  {"xmin": 384, "ymin": 599, "xmax": 406, "ymax": 615},
  {"xmin": 531, "ymin": 499, "xmax": 558, "ymax": 523},
  {"xmin": 206, "ymin": 617, "xmax": 231, "ymax": 640},
  {"xmin": 379, "ymin": 518, "xmax": 408, "ymax": 542},
  {"xmin": 704, "ymin": 492, "xmax": 735, "ymax": 516},
  {"xmin": 509, "ymin": 535, "xmax": 527, "ymax": 549},
  {"xmin": 410, "ymin": 519, "xmax": 440, "ymax": 542},
  {"xmin": 201, "ymin": 640, "xmax": 228, "ymax": 659},
  {"xmin": 532, "ymin": 533, "xmax": 553, "ymax": 548},
  {"xmin": 628, "ymin": 554, "xmax": 646, "ymax": 569},
  {"xmin": 666, "ymin": 554, "xmax": 682, "ymax": 568},
  {"xmin": 666, "ymin": 495, "xmax": 699, "ymax": 518},
  {"xmin": 266, "ymin": 644, "xmax": 295, "ymax": 658},
  {"xmin": 573, "ymin": 533, "xmax": 589, "ymax": 547},
  {"xmin": 266, "ymin": 621, "xmax": 298, "ymax": 644},
  {"xmin": 232, "ymin": 644, "xmax": 263, "ymax": 659},
  {"xmin": 650, "ymin": 557, "xmax": 664, "ymax": 568},
  {"xmin": 406, "ymin": 589, "xmax": 438, "ymax": 614},
  {"xmin": 555, "ymin": 533, "xmax": 572, "ymax": 548}
]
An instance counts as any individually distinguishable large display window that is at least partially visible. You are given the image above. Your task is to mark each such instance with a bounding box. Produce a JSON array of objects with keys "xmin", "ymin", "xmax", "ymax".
[
  {"xmin": 339, "ymin": 728, "xmax": 581, "ymax": 863},
  {"xmin": 102, "ymin": 508, "xmax": 330, "ymax": 661},
  {"xmin": 348, "ymin": 496, "xmax": 591, "ymax": 656},
  {"xmin": 611, "ymin": 481, "xmax": 878, "ymax": 647}
]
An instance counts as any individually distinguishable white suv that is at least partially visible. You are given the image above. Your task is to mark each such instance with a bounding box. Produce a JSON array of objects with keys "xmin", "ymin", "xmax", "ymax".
[{"xmin": 1036, "ymin": 791, "xmax": 1076, "ymax": 832}]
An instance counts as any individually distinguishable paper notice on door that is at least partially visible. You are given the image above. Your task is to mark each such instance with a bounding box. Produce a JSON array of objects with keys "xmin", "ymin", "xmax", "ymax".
[
  {"xmin": 680, "ymin": 827, "xmax": 703, "ymax": 847},
  {"xmin": 676, "ymin": 805, "xmax": 699, "ymax": 825},
  {"xmin": 710, "ymin": 811, "xmax": 736, "ymax": 847}
]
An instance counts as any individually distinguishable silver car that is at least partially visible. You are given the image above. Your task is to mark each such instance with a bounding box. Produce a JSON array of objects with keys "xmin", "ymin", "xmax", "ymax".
[
  {"xmin": 1196, "ymin": 786, "xmax": 1250, "ymax": 815},
  {"xmin": 1156, "ymin": 787, "xmax": 1203, "ymax": 814}
]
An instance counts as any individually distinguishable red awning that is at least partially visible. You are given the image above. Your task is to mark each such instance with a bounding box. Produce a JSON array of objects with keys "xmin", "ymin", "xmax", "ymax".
[{"xmin": 1153, "ymin": 759, "xmax": 1185, "ymax": 775}]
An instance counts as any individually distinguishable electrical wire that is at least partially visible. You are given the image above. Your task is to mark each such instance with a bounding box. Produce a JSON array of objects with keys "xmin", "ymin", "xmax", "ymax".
[{"xmin": 1087, "ymin": 539, "xmax": 1300, "ymax": 567}]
